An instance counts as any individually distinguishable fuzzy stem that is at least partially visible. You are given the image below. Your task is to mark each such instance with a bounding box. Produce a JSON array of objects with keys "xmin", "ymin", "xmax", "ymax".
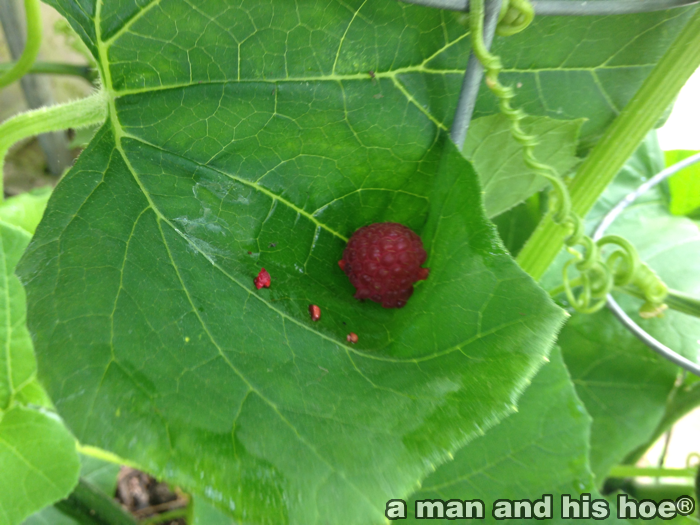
[{"xmin": 0, "ymin": 90, "xmax": 107, "ymax": 195}]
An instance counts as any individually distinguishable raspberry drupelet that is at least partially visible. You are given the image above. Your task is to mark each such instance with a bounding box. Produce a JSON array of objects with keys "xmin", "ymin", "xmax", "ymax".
[{"xmin": 338, "ymin": 222, "xmax": 430, "ymax": 308}]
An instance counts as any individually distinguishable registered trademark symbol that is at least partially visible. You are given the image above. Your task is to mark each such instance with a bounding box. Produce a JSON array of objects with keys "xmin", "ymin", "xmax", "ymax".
[{"xmin": 676, "ymin": 496, "xmax": 695, "ymax": 515}]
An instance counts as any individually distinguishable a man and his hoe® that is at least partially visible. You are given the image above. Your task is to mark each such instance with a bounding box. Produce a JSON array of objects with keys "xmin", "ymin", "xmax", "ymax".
[{"xmin": 385, "ymin": 493, "xmax": 696, "ymax": 520}]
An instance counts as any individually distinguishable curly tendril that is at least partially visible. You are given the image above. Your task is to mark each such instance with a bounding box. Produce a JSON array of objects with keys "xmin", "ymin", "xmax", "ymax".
[
  {"xmin": 496, "ymin": 0, "xmax": 534, "ymax": 36},
  {"xmin": 468, "ymin": 0, "xmax": 669, "ymax": 315}
]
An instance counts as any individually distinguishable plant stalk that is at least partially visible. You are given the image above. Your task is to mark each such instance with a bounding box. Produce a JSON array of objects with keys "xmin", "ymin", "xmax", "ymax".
[{"xmin": 517, "ymin": 8, "xmax": 700, "ymax": 280}]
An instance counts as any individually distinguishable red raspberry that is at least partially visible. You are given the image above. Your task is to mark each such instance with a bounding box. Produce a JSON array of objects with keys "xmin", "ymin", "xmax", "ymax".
[{"xmin": 338, "ymin": 222, "xmax": 430, "ymax": 308}]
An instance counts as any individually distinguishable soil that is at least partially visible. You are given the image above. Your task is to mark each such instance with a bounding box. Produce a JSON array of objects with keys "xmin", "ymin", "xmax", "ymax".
[{"xmin": 115, "ymin": 467, "xmax": 188, "ymax": 524}]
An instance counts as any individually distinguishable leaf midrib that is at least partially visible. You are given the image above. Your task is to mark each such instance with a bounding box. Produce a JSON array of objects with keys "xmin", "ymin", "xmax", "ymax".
[{"xmin": 108, "ymin": 63, "xmax": 659, "ymax": 98}]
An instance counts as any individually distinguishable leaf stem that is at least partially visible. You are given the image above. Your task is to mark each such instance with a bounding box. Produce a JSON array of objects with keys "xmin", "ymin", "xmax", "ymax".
[
  {"xmin": 622, "ymin": 286, "xmax": 700, "ymax": 319},
  {"xmin": 0, "ymin": 90, "xmax": 107, "ymax": 196},
  {"xmin": 624, "ymin": 380, "xmax": 700, "ymax": 465},
  {"xmin": 140, "ymin": 507, "xmax": 190, "ymax": 525},
  {"xmin": 0, "ymin": 60, "xmax": 97, "ymax": 82},
  {"xmin": 77, "ymin": 443, "xmax": 142, "ymax": 469},
  {"xmin": 608, "ymin": 466, "xmax": 697, "ymax": 478},
  {"xmin": 55, "ymin": 478, "xmax": 137, "ymax": 525},
  {"xmin": 516, "ymin": 9, "xmax": 700, "ymax": 280},
  {"xmin": 0, "ymin": 0, "xmax": 42, "ymax": 89}
]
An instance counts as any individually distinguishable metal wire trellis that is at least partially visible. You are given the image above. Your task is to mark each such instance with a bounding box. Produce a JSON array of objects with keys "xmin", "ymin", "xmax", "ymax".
[
  {"xmin": 593, "ymin": 153, "xmax": 700, "ymax": 377},
  {"xmin": 401, "ymin": 0, "xmax": 700, "ymax": 15},
  {"xmin": 449, "ymin": 0, "xmax": 501, "ymax": 147},
  {"xmin": 400, "ymin": 0, "xmax": 700, "ymax": 374}
]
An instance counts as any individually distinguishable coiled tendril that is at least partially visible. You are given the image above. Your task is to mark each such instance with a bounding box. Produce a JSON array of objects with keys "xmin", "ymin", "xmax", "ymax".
[{"xmin": 469, "ymin": 0, "xmax": 668, "ymax": 314}]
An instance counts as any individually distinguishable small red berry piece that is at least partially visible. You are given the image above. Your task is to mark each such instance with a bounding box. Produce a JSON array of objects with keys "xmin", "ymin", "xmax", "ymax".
[
  {"xmin": 347, "ymin": 332, "xmax": 358, "ymax": 343},
  {"xmin": 309, "ymin": 304, "xmax": 321, "ymax": 321},
  {"xmin": 338, "ymin": 222, "xmax": 429, "ymax": 308},
  {"xmin": 254, "ymin": 268, "xmax": 271, "ymax": 289}
]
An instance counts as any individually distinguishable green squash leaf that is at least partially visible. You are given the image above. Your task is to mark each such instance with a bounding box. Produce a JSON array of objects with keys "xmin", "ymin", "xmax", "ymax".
[
  {"xmin": 0, "ymin": 211, "xmax": 79, "ymax": 525},
  {"xmin": 45, "ymin": 0, "xmax": 693, "ymax": 151},
  {"xmin": 464, "ymin": 115, "xmax": 583, "ymax": 218},
  {"xmin": 0, "ymin": 189, "xmax": 52, "ymax": 236},
  {"xmin": 404, "ymin": 347, "xmax": 624, "ymax": 523},
  {"xmin": 0, "ymin": 405, "xmax": 80, "ymax": 525},
  {"xmin": 0, "ymin": 221, "xmax": 35, "ymax": 410},
  {"xmin": 557, "ymin": 309, "xmax": 679, "ymax": 481},
  {"xmin": 665, "ymin": 150, "xmax": 700, "ymax": 216},
  {"xmin": 402, "ymin": 8, "xmax": 695, "ymax": 149},
  {"xmin": 22, "ymin": 454, "xmax": 121, "ymax": 525},
  {"xmin": 552, "ymin": 133, "xmax": 700, "ymax": 480},
  {"xmin": 0, "ymin": 211, "xmax": 53, "ymax": 412},
  {"xmin": 20, "ymin": 107, "xmax": 564, "ymax": 523}
]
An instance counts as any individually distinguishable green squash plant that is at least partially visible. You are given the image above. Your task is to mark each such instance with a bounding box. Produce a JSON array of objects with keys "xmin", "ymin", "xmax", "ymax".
[{"xmin": 1, "ymin": 0, "xmax": 699, "ymax": 524}]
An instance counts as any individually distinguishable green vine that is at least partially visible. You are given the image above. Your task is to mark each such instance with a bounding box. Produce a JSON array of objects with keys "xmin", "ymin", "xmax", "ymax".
[
  {"xmin": 470, "ymin": 0, "xmax": 674, "ymax": 315},
  {"xmin": 0, "ymin": 0, "xmax": 42, "ymax": 89}
]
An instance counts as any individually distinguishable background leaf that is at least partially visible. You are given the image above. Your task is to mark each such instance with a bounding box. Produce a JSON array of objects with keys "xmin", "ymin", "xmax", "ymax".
[
  {"xmin": 22, "ymin": 455, "xmax": 121, "ymax": 525},
  {"xmin": 404, "ymin": 346, "xmax": 625, "ymax": 523},
  {"xmin": 44, "ymin": 0, "xmax": 695, "ymax": 153},
  {"xmin": 556, "ymin": 309, "xmax": 679, "ymax": 481},
  {"xmin": 665, "ymin": 150, "xmax": 700, "ymax": 216},
  {"xmin": 0, "ymin": 222, "xmax": 35, "ymax": 410},
  {"xmin": 492, "ymin": 196, "xmax": 543, "ymax": 256},
  {"xmin": 463, "ymin": 115, "xmax": 583, "ymax": 218},
  {"xmin": 0, "ymin": 406, "xmax": 80, "ymax": 525},
  {"xmin": 549, "ymin": 133, "xmax": 700, "ymax": 481},
  {"xmin": 0, "ymin": 204, "xmax": 79, "ymax": 525},
  {"xmin": 397, "ymin": 8, "xmax": 695, "ymax": 150},
  {"xmin": 0, "ymin": 189, "xmax": 52, "ymax": 236},
  {"xmin": 482, "ymin": 11, "xmax": 696, "ymax": 149}
]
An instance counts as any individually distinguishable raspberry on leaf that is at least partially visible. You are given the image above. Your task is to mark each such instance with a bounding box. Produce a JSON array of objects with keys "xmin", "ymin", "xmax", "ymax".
[{"xmin": 339, "ymin": 222, "xmax": 430, "ymax": 308}]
